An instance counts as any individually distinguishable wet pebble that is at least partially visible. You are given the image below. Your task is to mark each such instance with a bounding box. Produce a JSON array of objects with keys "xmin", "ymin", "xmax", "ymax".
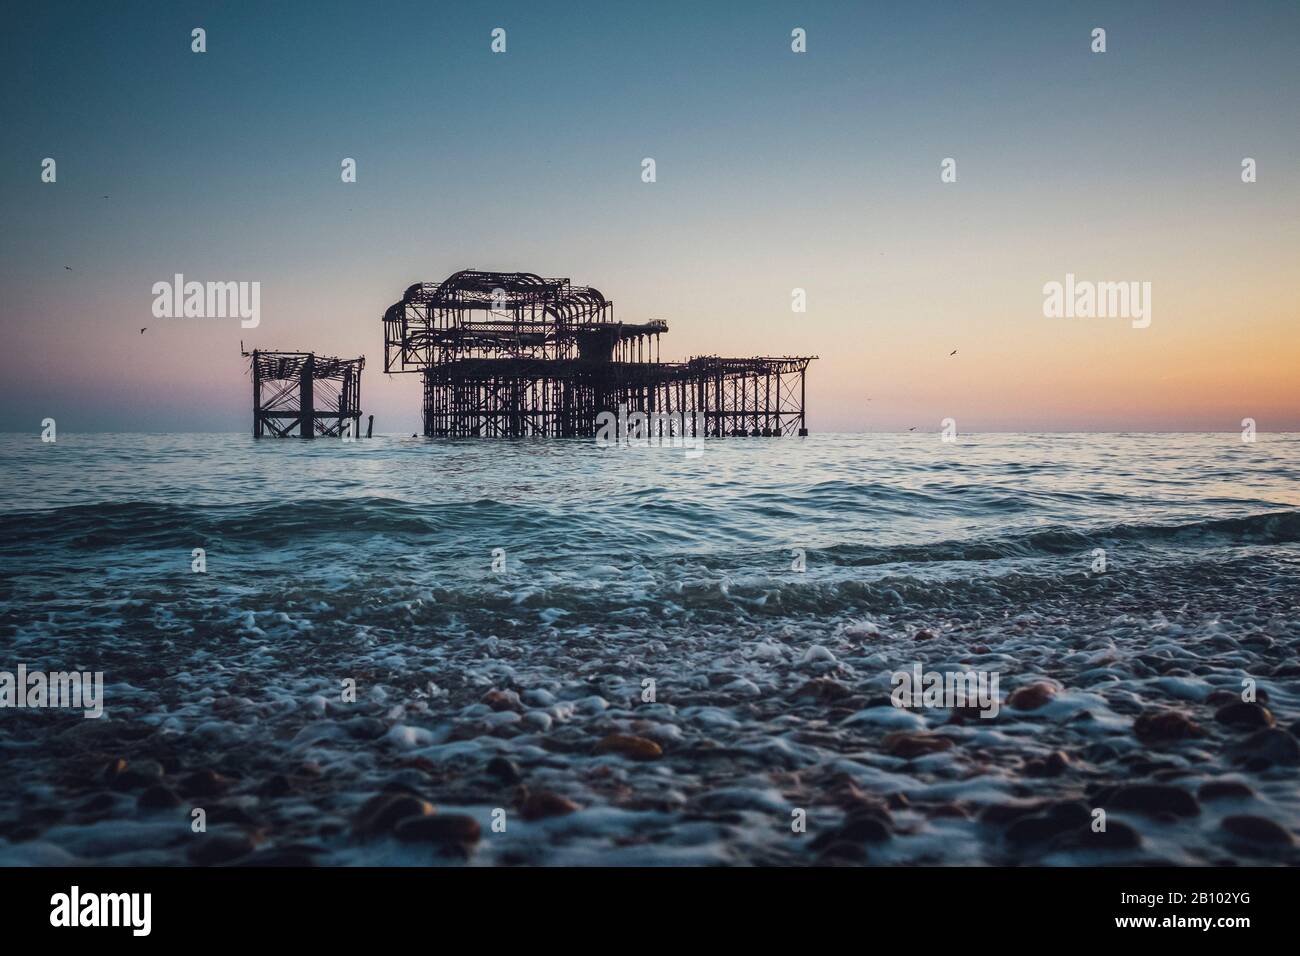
[
  {"xmin": 1007, "ymin": 682, "xmax": 1057, "ymax": 711},
  {"xmin": 341, "ymin": 716, "xmax": 387, "ymax": 740},
  {"xmin": 1220, "ymin": 815, "xmax": 1294, "ymax": 846},
  {"xmin": 881, "ymin": 731, "xmax": 953, "ymax": 758},
  {"xmin": 520, "ymin": 790, "xmax": 580, "ymax": 821},
  {"xmin": 102, "ymin": 758, "xmax": 161, "ymax": 792},
  {"xmin": 1091, "ymin": 820, "xmax": 1142, "ymax": 850},
  {"xmin": 1107, "ymin": 783, "xmax": 1200, "ymax": 818},
  {"xmin": 792, "ymin": 678, "xmax": 852, "ymax": 701},
  {"xmin": 1024, "ymin": 751, "xmax": 1071, "ymax": 777},
  {"xmin": 593, "ymin": 734, "xmax": 663, "ymax": 760},
  {"xmin": 1133, "ymin": 710, "xmax": 1205, "ymax": 743},
  {"xmin": 482, "ymin": 689, "xmax": 522, "ymax": 712},
  {"xmin": 799, "ymin": 645, "xmax": 839, "ymax": 669},
  {"xmin": 1005, "ymin": 801, "xmax": 1090, "ymax": 847},
  {"xmin": 521, "ymin": 711, "xmax": 552, "ymax": 732},
  {"xmin": 1232, "ymin": 728, "xmax": 1300, "ymax": 767},
  {"xmin": 353, "ymin": 792, "xmax": 434, "ymax": 837},
  {"xmin": 179, "ymin": 769, "xmax": 234, "ymax": 798},
  {"xmin": 812, "ymin": 808, "xmax": 892, "ymax": 847},
  {"xmin": 1197, "ymin": 780, "xmax": 1255, "ymax": 801},
  {"xmin": 1214, "ymin": 702, "xmax": 1274, "ymax": 730},
  {"xmin": 485, "ymin": 756, "xmax": 523, "ymax": 784},
  {"xmin": 188, "ymin": 832, "xmax": 256, "ymax": 866},
  {"xmin": 395, "ymin": 813, "xmax": 481, "ymax": 845}
]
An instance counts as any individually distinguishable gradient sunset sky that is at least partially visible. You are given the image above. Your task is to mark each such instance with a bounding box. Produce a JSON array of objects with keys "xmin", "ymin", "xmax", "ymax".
[{"xmin": 2, "ymin": 0, "xmax": 1296, "ymax": 433}]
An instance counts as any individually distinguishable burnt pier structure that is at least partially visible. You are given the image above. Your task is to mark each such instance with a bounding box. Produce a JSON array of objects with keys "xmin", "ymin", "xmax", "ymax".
[
  {"xmin": 383, "ymin": 270, "xmax": 815, "ymax": 438},
  {"xmin": 247, "ymin": 350, "xmax": 365, "ymax": 438}
]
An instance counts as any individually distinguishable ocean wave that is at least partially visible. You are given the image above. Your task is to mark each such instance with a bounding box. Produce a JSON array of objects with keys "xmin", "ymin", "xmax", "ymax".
[
  {"xmin": 814, "ymin": 511, "xmax": 1300, "ymax": 566},
  {"xmin": 1, "ymin": 496, "xmax": 1296, "ymax": 564}
]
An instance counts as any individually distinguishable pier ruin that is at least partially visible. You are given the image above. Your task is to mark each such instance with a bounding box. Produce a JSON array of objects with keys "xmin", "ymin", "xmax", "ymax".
[
  {"xmin": 246, "ymin": 350, "xmax": 365, "ymax": 438},
  {"xmin": 382, "ymin": 270, "xmax": 815, "ymax": 438}
]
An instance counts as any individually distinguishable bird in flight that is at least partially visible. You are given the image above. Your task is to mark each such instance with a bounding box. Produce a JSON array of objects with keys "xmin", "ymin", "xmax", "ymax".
[
  {"xmin": 140, "ymin": 327, "xmax": 148, "ymax": 334},
  {"xmin": 949, "ymin": 349, "xmax": 958, "ymax": 356},
  {"xmin": 64, "ymin": 265, "xmax": 71, "ymax": 270},
  {"xmin": 908, "ymin": 426, "xmax": 917, "ymax": 431}
]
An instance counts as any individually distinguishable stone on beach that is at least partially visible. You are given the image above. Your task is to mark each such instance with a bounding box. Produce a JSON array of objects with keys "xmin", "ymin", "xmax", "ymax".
[
  {"xmin": 1213, "ymin": 701, "xmax": 1275, "ymax": 730},
  {"xmin": 137, "ymin": 784, "xmax": 182, "ymax": 810},
  {"xmin": 1133, "ymin": 710, "xmax": 1205, "ymax": 743},
  {"xmin": 482, "ymin": 689, "xmax": 522, "ymax": 712},
  {"xmin": 1220, "ymin": 815, "xmax": 1294, "ymax": 846},
  {"xmin": 881, "ymin": 731, "xmax": 953, "ymax": 758},
  {"xmin": 188, "ymin": 832, "xmax": 257, "ymax": 866},
  {"xmin": 1024, "ymin": 750, "xmax": 1071, "ymax": 777},
  {"xmin": 593, "ymin": 733, "xmax": 663, "ymax": 760},
  {"xmin": 1107, "ymin": 783, "xmax": 1200, "ymax": 818},
  {"xmin": 353, "ymin": 792, "xmax": 434, "ymax": 837},
  {"xmin": 1007, "ymin": 682, "xmax": 1057, "ymax": 711},
  {"xmin": 1090, "ymin": 821, "xmax": 1142, "ymax": 849},
  {"xmin": 811, "ymin": 807, "xmax": 893, "ymax": 848},
  {"xmin": 485, "ymin": 756, "xmax": 523, "ymax": 783},
  {"xmin": 1231, "ymin": 728, "xmax": 1300, "ymax": 767},
  {"xmin": 792, "ymin": 678, "xmax": 852, "ymax": 701},
  {"xmin": 1197, "ymin": 780, "xmax": 1255, "ymax": 801},
  {"xmin": 179, "ymin": 769, "xmax": 235, "ymax": 797},
  {"xmin": 395, "ymin": 813, "xmax": 482, "ymax": 845},
  {"xmin": 520, "ymin": 790, "xmax": 580, "ymax": 821},
  {"xmin": 799, "ymin": 645, "xmax": 839, "ymax": 669},
  {"xmin": 1004, "ymin": 801, "xmax": 1089, "ymax": 846}
]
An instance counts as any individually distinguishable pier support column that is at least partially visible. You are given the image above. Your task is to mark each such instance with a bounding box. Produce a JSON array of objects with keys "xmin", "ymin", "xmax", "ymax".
[
  {"xmin": 252, "ymin": 349, "xmax": 263, "ymax": 437},
  {"xmin": 300, "ymin": 354, "xmax": 315, "ymax": 438}
]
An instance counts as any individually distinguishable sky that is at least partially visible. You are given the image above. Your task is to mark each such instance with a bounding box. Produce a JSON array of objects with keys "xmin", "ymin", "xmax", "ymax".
[{"xmin": 1, "ymin": 0, "xmax": 1296, "ymax": 433}]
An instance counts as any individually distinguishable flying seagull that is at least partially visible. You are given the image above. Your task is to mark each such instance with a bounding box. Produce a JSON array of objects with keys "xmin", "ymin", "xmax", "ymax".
[
  {"xmin": 64, "ymin": 265, "xmax": 71, "ymax": 270},
  {"xmin": 140, "ymin": 327, "xmax": 147, "ymax": 334},
  {"xmin": 949, "ymin": 349, "xmax": 958, "ymax": 356},
  {"xmin": 908, "ymin": 426, "xmax": 917, "ymax": 431}
]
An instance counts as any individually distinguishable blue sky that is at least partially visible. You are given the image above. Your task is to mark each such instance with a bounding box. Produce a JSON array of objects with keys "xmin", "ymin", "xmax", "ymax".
[{"xmin": 2, "ymin": 1, "xmax": 1297, "ymax": 431}]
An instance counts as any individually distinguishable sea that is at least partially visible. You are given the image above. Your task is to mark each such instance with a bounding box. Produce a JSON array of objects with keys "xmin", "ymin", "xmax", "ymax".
[{"xmin": 1, "ymin": 432, "xmax": 1297, "ymax": 865}]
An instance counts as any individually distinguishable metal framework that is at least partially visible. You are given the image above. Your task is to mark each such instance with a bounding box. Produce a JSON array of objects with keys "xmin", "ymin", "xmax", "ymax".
[
  {"xmin": 246, "ymin": 350, "xmax": 365, "ymax": 438},
  {"xmin": 383, "ymin": 270, "xmax": 815, "ymax": 438}
]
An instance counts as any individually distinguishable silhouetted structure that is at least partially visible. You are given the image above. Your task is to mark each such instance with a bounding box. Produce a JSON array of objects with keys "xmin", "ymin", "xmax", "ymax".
[
  {"xmin": 383, "ymin": 270, "xmax": 815, "ymax": 437},
  {"xmin": 245, "ymin": 350, "xmax": 365, "ymax": 438}
]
